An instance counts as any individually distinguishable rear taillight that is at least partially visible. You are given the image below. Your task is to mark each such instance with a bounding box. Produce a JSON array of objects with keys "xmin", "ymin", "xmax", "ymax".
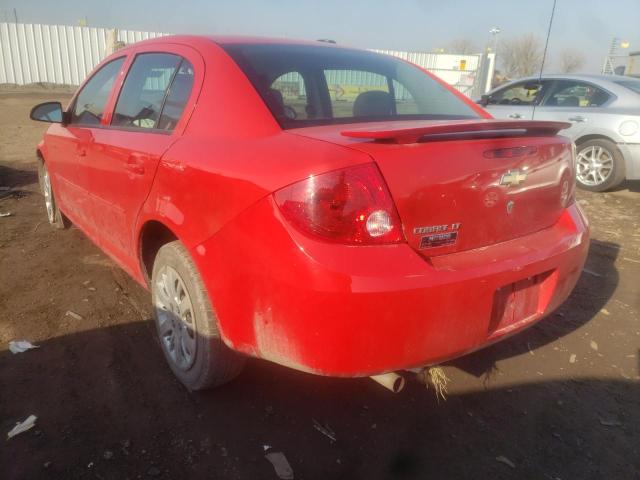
[{"xmin": 274, "ymin": 163, "xmax": 404, "ymax": 244}]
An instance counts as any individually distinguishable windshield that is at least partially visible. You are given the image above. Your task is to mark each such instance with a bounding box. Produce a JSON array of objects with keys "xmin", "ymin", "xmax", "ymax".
[
  {"xmin": 221, "ymin": 43, "xmax": 479, "ymax": 128},
  {"xmin": 614, "ymin": 79, "xmax": 640, "ymax": 95}
]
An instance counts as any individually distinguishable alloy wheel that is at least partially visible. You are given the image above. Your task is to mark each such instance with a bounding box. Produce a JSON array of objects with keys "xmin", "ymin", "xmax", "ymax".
[
  {"xmin": 576, "ymin": 145, "xmax": 614, "ymax": 186},
  {"xmin": 154, "ymin": 265, "xmax": 197, "ymax": 371}
]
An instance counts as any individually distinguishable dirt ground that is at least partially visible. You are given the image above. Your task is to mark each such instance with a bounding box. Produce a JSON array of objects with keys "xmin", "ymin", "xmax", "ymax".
[{"xmin": 1, "ymin": 89, "xmax": 639, "ymax": 480}]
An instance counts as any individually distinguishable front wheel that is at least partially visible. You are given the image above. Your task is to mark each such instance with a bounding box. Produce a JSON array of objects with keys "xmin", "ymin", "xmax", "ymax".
[
  {"xmin": 37, "ymin": 161, "xmax": 70, "ymax": 229},
  {"xmin": 575, "ymin": 139, "xmax": 626, "ymax": 192},
  {"xmin": 151, "ymin": 241, "xmax": 245, "ymax": 390}
]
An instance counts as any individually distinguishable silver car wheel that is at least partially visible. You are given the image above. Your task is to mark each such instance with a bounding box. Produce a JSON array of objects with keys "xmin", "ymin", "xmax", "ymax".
[
  {"xmin": 576, "ymin": 145, "xmax": 614, "ymax": 186},
  {"xmin": 154, "ymin": 265, "xmax": 197, "ymax": 371},
  {"xmin": 42, "ymin": 165, "xmax": 55, "ymax": 224}
]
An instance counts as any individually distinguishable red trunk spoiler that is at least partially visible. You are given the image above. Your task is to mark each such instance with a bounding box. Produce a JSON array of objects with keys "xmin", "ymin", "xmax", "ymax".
[{"xmin": 341, "ymin": 119, "xmax": 571, "ymax": 144}]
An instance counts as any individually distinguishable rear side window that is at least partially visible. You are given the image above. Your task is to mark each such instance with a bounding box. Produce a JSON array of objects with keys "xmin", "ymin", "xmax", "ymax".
[
  {"xmin": 71, "ymin": 57, "xmax": 125, "ymax": 125},
  {"xmin": 614, "ymin": 79, "xmax": 640, "ymax": 95},
  {"xmin": 222, "ymin": 44, "xmax": 478, "ymax": 128},
  {"xmin": 157, "ymin": 61, "xmax": 195, "ymax": 130},
  {"xmin": 543, "ymin": 80, "xmax": 610, "ymax": 107},
  {"xmin": 112, "ymin": 53, "xmax": 193, "ymax": 131}
]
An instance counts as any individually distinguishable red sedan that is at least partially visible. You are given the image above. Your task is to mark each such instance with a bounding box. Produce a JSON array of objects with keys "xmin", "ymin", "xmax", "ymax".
[{"xmin": 30, "ymin": 36, "xmax": 589, "ymax": 391}]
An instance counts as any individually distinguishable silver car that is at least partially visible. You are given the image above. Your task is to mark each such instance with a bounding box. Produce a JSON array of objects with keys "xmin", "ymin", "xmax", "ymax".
[{"xmin": 479, "ymin": 74, "xmax": 640, "ymax": 191}]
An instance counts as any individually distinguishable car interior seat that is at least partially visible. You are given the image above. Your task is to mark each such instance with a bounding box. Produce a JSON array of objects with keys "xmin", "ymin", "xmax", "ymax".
[
  {"xmin": 545, "ymin": 96, "xmax": 559, "ymax": 106},
  {"xmin": 589, "ymin": 90, "xmax": 609, "ymax": 107},
  {"xmin": 264, "ymin": 88, "xmax": 286, "ymax": 117},
  {"xmin": 353, "ymin": 90, "xmax": 394, "ymax": 117}
]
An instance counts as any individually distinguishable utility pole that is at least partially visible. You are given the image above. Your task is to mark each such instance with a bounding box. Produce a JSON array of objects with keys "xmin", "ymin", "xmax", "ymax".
[
  {"xmin": 488, "ymin": 27, "xmax": 501, "ymax": 56},
  {"xmin": 483, "ymin": 27, "xmax": 501, "ymax": 91},
  {"xmin": 13, "ymin": 7, "xmax": 18, "ymax": 23}
]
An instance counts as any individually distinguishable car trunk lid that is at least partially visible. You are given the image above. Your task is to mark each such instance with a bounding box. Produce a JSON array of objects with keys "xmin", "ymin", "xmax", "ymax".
[{"xmin": 290, "ymin": 119, "xmax": 574, "ymax": 256}]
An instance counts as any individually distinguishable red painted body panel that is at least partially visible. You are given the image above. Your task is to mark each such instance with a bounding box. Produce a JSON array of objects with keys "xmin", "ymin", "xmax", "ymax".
[
  {"xmin": 192, "ymin": 198, "xmax": 587, "ymax": 375},
  {"xmin": 36, "ymin": 35, "xmax": 590, "ymax": 377},
  {"xmin": 291, "ymin": 125, "xmax": 577, "ymax": 256}
]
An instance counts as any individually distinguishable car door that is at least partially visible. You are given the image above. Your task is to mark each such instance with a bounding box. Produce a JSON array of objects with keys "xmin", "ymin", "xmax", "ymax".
[
  {"xmin": 484, "ymin": 80, "xmax": 551, "ymax": 120},
  {"xmin": 532, "ymin": 79, "xmax": 612, "ymax": 141},
  {"xmin": 83, "ymin": 44, "xmax": 203, "ymax": 270},
  {"xmin": 46, "ymin": 56, "xmax": 127, "ymax": 226}
]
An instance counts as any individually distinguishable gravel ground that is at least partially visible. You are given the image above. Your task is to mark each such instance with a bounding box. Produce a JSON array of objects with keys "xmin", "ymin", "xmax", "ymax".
[{"xmin": 1, "ymin": 90, "xmax": 639, "ymax": 480}]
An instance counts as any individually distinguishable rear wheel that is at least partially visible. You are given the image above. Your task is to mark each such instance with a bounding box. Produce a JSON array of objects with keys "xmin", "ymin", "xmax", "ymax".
[
  {"xmin": 37, "ymin": 161, "xmax": 70, "ymax": 229},
  {"xmin": 575, "ymin": 139, "xmax": 625, "ymax": 192},
  {"xmin": 151, "ymin": 241, "xmax": 245, "ymax": 390}
]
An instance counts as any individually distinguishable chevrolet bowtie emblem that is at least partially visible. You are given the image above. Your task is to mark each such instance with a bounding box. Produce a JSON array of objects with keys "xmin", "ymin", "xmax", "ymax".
[{"xmin": 500, "ymin": 169, "xmax": 527, "ymax": 187}]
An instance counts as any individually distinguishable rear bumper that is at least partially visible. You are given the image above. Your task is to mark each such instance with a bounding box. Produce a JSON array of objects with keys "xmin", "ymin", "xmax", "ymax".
[{"xmin": 192, "ymin": 198, "xmax": 589, "ymax": 377}]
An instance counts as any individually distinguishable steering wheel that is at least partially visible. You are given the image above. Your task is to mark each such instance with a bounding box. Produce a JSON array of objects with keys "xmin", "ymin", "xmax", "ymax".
[{"xmin": 509, "ymin": 98, "xmax": 523, "ymax": 105}]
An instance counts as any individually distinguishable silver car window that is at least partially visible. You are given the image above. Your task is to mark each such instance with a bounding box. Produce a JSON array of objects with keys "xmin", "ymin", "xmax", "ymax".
[
  {"xmin": 543, "ymin": 80, "xmax": 610, "ymax": 108},
  {"xmin": 488, "ymin": 81, "xmax": 547, "ymax": 106}
]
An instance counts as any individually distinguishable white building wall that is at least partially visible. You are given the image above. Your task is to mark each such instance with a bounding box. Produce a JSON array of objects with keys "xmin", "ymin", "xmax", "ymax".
[{"xmin": 0, "ymin": 23, "xmax": 492, "ymax": 97}]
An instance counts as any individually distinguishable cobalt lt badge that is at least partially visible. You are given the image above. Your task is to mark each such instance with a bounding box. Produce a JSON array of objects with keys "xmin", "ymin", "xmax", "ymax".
[{"xmin": 414, "ymin": 223, "xmax": 462, "ymax": 249}]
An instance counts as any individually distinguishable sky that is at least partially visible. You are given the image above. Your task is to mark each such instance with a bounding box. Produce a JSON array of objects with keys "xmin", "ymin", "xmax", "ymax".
[{"xmin": 1, "ymin": 0, "xmax": 639, "ymax": 73}]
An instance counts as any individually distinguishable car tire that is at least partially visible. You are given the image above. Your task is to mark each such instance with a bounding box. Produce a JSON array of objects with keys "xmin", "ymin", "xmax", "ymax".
[
  {"xmin": 37, "ymin": 160, "xmax": 71, "ymax": 229},
  {"xmin": 151, "ymin": 241, "xmax": 245, "ymax": 390},
  {"xmin": 575, "ymin": 139, "xmax": 625, "ymax": 192}
]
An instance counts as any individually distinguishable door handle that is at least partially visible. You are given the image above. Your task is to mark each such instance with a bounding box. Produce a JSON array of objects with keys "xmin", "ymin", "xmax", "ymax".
[
  {"xmin": 508, "ymin": 113, "xmax": 523, "ymax": 119},
  {"xmin": 568, "ymin": 116, "xmax": 586, "ymax": 123},
  {"xmin": 126, "ymin": 155, "xmax": 146, "ymax": 175}
]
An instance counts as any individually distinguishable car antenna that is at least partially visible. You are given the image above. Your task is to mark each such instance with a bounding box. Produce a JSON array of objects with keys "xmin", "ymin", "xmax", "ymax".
[{"xmin": 533, "ymin": 0, "xmax": 557, "ymax": 118}]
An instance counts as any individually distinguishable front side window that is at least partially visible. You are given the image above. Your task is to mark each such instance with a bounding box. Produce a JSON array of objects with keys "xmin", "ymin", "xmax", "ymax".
[
  {"xmin": 488, "ymin": 81, "xmax": 545, "ymax": 106},
  {"xmin": 71, "ymin": 57, "xmax": 125, "ymax": 125},
  {"xmin": 222, "ymin": 44, "xmax": 478, "ymax": 128},
  {"xmin": 112, "ymin": 53, "xmax": 182, "ymax": 130},
  {"xmin": 544, "ymin": 81, "xmax": 610, "ymax": 107}
]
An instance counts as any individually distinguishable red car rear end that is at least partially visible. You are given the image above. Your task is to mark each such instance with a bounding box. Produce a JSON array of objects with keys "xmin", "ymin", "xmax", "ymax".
[
  {"xmin": 199, "ymin": 119, "xmax": 588, "ymax": 376},
  {"xmin": 32, "ymin": 37, "xmax": 589, "ymax": 389}
]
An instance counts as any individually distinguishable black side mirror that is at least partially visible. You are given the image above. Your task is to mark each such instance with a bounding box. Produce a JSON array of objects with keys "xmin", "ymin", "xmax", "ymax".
[
  {"xmin": 478, "ymin": 94, "xmax": 490, "ymax": 107},
  {"xmin": 30, "ymin": 102, "xmax": 66, "ymax": 124}
]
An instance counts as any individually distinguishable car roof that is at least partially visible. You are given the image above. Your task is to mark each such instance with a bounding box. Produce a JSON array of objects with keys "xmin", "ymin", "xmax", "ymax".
[
  {"xmin": 118, "ymin": 34, "xmax": 349, "ymax": 50},
  {"xmin": 497, "ymin": 73, "xmax": 640, "ymax": 89},
  {"xmin": 521, "ymin": 73, "xmax": 636, "ymax": 83}
]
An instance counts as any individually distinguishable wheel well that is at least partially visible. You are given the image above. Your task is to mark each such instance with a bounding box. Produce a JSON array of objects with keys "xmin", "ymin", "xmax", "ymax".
[
  {"xmin": 574, "ymin": 134, "xmax": 615, "ymax": 146},
  {"xmin": 139, "ymin": 221, "xmax": 178, "ymax": 285}
]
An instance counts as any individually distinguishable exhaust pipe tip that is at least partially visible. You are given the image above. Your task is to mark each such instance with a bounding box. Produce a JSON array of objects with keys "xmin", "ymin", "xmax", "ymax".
[{"xmin": 370, "ymin": 373, "xmax": 405, "ymax": 393}]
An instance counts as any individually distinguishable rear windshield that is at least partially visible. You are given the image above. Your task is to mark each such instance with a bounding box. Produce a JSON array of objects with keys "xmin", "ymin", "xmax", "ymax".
[
  {"xmin": 221, "ymin": 43, "xmax": 479, "ymax": 128},
  {"xmin": 614, "ymin": 79, "xmax": 640, "ymax": 95}
]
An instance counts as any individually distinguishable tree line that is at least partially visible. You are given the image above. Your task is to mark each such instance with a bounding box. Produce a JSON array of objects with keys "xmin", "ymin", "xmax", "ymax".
[{"xmin": 445, "ymin": 35, "xmax": 586, "ymax": 77}]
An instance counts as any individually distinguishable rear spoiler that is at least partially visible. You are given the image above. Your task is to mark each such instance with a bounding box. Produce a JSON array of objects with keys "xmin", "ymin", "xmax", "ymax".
[{"xmin": 341, "ymin": 120, "xmax": 571, "ymax": 144}]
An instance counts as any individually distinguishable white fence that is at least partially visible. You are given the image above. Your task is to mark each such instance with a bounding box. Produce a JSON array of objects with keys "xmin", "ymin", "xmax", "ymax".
[
  {"xmin": 0, "ymin": 22, "xmax": 492, "ymax": 97},
  {"xmin": 374, "ymin": 49, "xmax": 489, "ymax": 97},
  {"xmin": 0, "ymin": 22, "xmax": 165, "ymax": 85}
]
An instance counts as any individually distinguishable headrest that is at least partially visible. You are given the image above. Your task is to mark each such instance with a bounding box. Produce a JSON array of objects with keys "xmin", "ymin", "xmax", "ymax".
[{"xmin": 353, "ymin": 90, "xmax": 393, "ymax": 117}]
